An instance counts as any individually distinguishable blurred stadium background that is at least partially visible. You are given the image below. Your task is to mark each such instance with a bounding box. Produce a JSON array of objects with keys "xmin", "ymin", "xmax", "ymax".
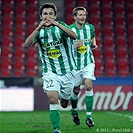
[{"xmin": 0, "ymin": 0, "xmax": 132, "ymax": 112}]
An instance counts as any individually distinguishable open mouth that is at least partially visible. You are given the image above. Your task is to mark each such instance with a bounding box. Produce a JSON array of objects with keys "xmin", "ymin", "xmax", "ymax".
[{"xmin": 81, "ymin": 18, "xmax": 85, "ymax": 21}]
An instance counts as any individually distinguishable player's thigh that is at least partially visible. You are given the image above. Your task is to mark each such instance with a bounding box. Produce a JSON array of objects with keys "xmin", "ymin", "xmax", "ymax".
[
  {"xmin": 82, "ymin": 63, "xmax": 96, "ymax": 80},
  {"xmin": 42, "ymin": 72, "xmax": 60, "ymax": 92},
  {"xmin": 74, "ymin": 70, "xmax": 83, "ymax": 87},
  {"xmin": 46, "ymin": 91, "xmax": 59, "ymax": 103}
]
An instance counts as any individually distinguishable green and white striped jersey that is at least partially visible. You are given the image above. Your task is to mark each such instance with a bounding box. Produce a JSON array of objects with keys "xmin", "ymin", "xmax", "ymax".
[
  {"xmin": 34, "ymin": 21, "xmax": 76, "ymax": 75},
  {"xmin": 70, "ymin": 23, "xmax": 95, "ymax": 70}
]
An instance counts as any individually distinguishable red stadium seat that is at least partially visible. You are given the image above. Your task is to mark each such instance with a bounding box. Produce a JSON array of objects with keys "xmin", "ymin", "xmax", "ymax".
[
  {"xmin": 127, "ymin": 4, "xmax": 133, "ymax": 14},
  {"xmin": 127, "ymin": 14, "xmax": 133, "ymax": 26},
  {"xmin": 116, "ymin": 37, "xmax": 128, "ymax": 47},
  {"xmin": 115, "ymin": 25, "xmax": 126, "ymax": 36},
  {"xmin": 117, "ymin": 59, "xmax": 129, "ymax": 71},
  {"xmin": 118, "ymin": 70, "xmax": 129, "ymax": 77},
  {"xmin": 103, "ymin": 15, "xmax": 113, "ymax": 26},
  {"xmin": 65, "ymin": 15, "xmax": 74, "ymax": 25},
  {"xmin": 26, "ymin": 25, "xmax": 37, "ymax": 36},
  {"xmin": 0, "ymin": 69, "xmax": 12, "ymax": 77},
  {"xmin": 90, "ymin": 15, "xmax": 101, "ymax": 25},
  {"xmin": 1, "ymin": 47, "xmax": 12, "ymax": 58},
  {"xmin": 77, "ymin": 0, "xmax": 88, "ymax": 7},
  {"xmin": 103, "ymin": 25, "xmax": 114, "ymax": 37},
  {"xmin": 117, "ymin": 47, "xmax": 128, "ymax": 59},
  {"xmin": 27, "ymin": 15, "xmax": 38, "ymax": 26},
  {"xmin": 27, "ymin": 4, "xmax": 38, "ymax": 15},
  {"xmin": 102, "ymin": 5, "xmax": 113, "ymax": 15},
  {"xmin": 93, "ymin": 48, "xmax": 103, "ymax": 59},
  {"xmin": 13, "ymin": 59, "xmax": 25, "ymax": 77},
  {"xmin": 2, "ymin": 14, "xmax": 13, "ymax": 25},
  {"xmin": 95, "ymin": 25, "xmax": 102, "ymax": 37},
  {"xmin": 13, "ymin": 58, "xmax": 25, "ymax": 76},
  {"xmin": 3, "ymin": 5, "xmax": 14, "ymax": 15},
  {"xmin": 114, "ymin": 4, "xmax": 125, "ymax": 15},
  {"xmin": 102, "ymin": 0, "xmax": 112, "ymax": 4},
  {"xmin": 94, "ymin": 59, "xmax": 104, "ymax": 77},
  {"xmin": 130, "ymin": 47, "xmax": 133, "ymax": 57},
  {"xmin": 26, "ymin": 47, "xmax": 38, "ymax": 58},
  {"xmin": 105, "ymin": 59, "xmax": 116, "ymax": 70},
  {"xmin": 0, "ymin": 57, "xmax": 12, "ymax": 76},
  {"xmin": 115, "ymin": 15, "xmax": 126, "ymax": 25},
  {"xmin": 26, "ymin": 59, "xmax": 38, "ymax": 76},
  {"xmin": 26, "ymin": 59, "xmax": 38, "ymax": 70},
  {"xmin": 96, "ymin": 37, "xmax": 102, "ymax": 46},
  {"xmin": 2, "ymin": 28, "xmax": 13, "ymax": 36},
  {"xmin": 106, "ymin": 69, "xmax": 116, "ymax": 77},
  {"xmin": 14, "ymin": 26, "xmax": 25, "ymax": 36},
  {"xmin": 65, "ymin": 0, "xmax": 76, "ymax": 6},
  {"xmin": 104, "ymin": 47, "xmax": 116, "ymax": 59},
  {"xmin": 104, "ymin": 36, "xmax": 114, "ymax": 47},
  {"xmin": 13, "ymin": 47, "xmax": 25, "ymax": 59},
  {"xmin": 3, "ymin": 0, "xmax": 14, "ymax": 5},
  {"xmin": 2, "ymin": 36, "xmax": 13, "ymax": 47},
  {"xmin": 94, "ymin": 70, "xmax": 103, "ymax": 77},
  {"xmin": 95, "ymin": 58, "xmax": 103, "ymax": 69},
  {"xmin": 27, "ymin": 0, "xmax": 38, "ymax": 4},
  {"xmin": 90, "ymin": 5, "xmax": 100, "ymax": 16},
  {"xmin": 65, "ymin": 6, "xmax": 74, "ymax": 19},
  {"xmin": 105, "ymin": 59, "xmax": 116, "ymax": 76},
  {"xmin": 27, "ymin": 69, "xmax": 37, "ymax": 77},
  {"xmin": 0, "ymin": 58, "xmax": 12, "ymax": 70},
  {"xmin": 89, "ymin": 0, "xmax": 100, "ymax": 4},
  {"xmin": 14, "ymin": 69, "xmax": 25, "ymax": 77},
  {"xmin": 15, "ymin": 15, "xmax": 26, "ymax": 25},
  {"xmin": 131, "ymin": 59, "xmax": 133, "ymax": 76},
  {"xmin": 129, "ymin": 36, "xmax": 133, "ymax": 47},
  {"xmin": 14, "ymin": 36, "xmax": 25, "ymax": 47},
  {"xmin": 2, "ymin": 24, "xmax": 12, "ymax": 34},
  {"xmin": 128, "ymin": 25, "xmax": 133, "ymax": 36},
  {"xmin": 16, "ymin": 5, "xmax": 26, "ymax": 14},
  {"xmin": 15, "ymin": 0, "xmax": 26, "ymax": 5}
]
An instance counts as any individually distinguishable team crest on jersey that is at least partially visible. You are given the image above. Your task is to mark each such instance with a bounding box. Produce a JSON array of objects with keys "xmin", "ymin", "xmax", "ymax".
[
  {"xmin": 47, "ymin": 49, "xmax": 61, "ymax": 58},
  {"xmin": 77, "ymin": 46, "xmax": 87, "ymax": 54},
  {"xmin": 43, "ymin": 44, "xmax": 47, "ymax": 47}
]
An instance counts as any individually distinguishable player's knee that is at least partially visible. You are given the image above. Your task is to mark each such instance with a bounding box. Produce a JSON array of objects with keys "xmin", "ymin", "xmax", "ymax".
[
  {"xmin": 60, "ymin": 98, "xmax": 69, "ymax": 108},
  {"xmin": 61, "ymin": 102, "xmax": 68, "ymax": 108},
  {"xmin": 49, "ymin": 97, "xmax": 58, "ymax": 104},
  {"xmin": 73, "ymin": 86, "xmax": 80, "ymax": 95},
  {"xmin": 85, "ymin": 85, "xmax": 93, "ymax": 91}
]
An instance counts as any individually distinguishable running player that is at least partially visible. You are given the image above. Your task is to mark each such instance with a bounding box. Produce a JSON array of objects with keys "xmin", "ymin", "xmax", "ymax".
[
  {"xmin": 69, "ymin": 6, "xmax": 98, "ymax": 127},
  {"xmin": 24, "ymin": 3, "xmax": 77, "ymax": 133}
]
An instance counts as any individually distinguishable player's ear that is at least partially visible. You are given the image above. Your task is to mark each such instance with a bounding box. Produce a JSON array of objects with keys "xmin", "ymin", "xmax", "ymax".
[
  {"xmin": 40, "ymin": 15, "xmax": 42, "ymax": 20},
  {"xmin": 54, "ymin": 15, "xmax": 57, "ymax": 19},
  {"xmin": 74, "ymin": 16, "xmax": 76, "ymax": 20}
]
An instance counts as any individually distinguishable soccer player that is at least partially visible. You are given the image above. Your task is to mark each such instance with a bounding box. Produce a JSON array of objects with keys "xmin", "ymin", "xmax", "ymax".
[
  {"xmin": 24, "ymin": 3, "xmax": 77, "ymax": 133},
  {"xmin": 69, "ymin": 7, "xmax": 98, "ymax": 127}
]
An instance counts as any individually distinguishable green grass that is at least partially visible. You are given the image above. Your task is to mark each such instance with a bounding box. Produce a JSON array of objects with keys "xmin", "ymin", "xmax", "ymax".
[{"xmin": 0, "ymin": 111, "xmax": 133, "ymax": 133}]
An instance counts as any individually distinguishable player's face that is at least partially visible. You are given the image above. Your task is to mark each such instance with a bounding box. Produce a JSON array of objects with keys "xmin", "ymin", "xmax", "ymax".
[
  {"xmin": 75, "ymin": 10, "xmax": 86, "ymax": 25},
  {"xmin": 41, "ymin": 8, "xmax": 56, "ymax": 26}
]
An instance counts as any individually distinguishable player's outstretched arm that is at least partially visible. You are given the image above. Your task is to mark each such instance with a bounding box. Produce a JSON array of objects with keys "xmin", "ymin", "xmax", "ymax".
[
  {"xmin": 91, "ymin": 37, "xmax": 98, "ymax": 51},
  {"xmin": 24, "ymin": 19, "xmax": 47, "ymax": 47},
  {"xmin": 50, "ymin": 19, "xmax": 77, "ymax": 40}
]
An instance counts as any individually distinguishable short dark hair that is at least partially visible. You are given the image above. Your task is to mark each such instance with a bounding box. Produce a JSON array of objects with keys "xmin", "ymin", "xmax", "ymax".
[
  {"xmin": 39, "ymin": 3, "xmax": 57, "ymax": 16},
  {"xmin": 73, "ymin": 6, "xmax": 86, "ymax": 16}
]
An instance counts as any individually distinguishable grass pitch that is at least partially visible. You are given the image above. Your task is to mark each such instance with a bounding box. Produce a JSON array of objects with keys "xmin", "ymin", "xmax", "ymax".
[{"xmin": 0, "ymin": 111, "xmax": 133, "ymax": 133}]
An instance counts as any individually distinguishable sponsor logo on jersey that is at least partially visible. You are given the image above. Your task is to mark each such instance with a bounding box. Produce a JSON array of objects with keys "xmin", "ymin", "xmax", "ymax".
[
  {"xmin": 77, "ymin": 46, "xmax": 87, "ymax": 54},
  {"xmin": 47, "ymin": 49, "xmax": 61, "ymax": 58},
  {"xmin": 43, "ymin": 39, "xmax": 63, "ymax": 48}
]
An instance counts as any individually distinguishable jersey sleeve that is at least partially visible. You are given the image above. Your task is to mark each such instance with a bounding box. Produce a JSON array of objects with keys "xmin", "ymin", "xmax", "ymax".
[
  {"xmin": 34, "ymin": 31, "xmax": 40, "ymax": 43},
  {"xmin": 89, "ymin": 24, "xmax": 95, "ymax": 39},
  {"xmin": 58, "ymin": 21, "xmax": 72, "ymax": 37}
]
